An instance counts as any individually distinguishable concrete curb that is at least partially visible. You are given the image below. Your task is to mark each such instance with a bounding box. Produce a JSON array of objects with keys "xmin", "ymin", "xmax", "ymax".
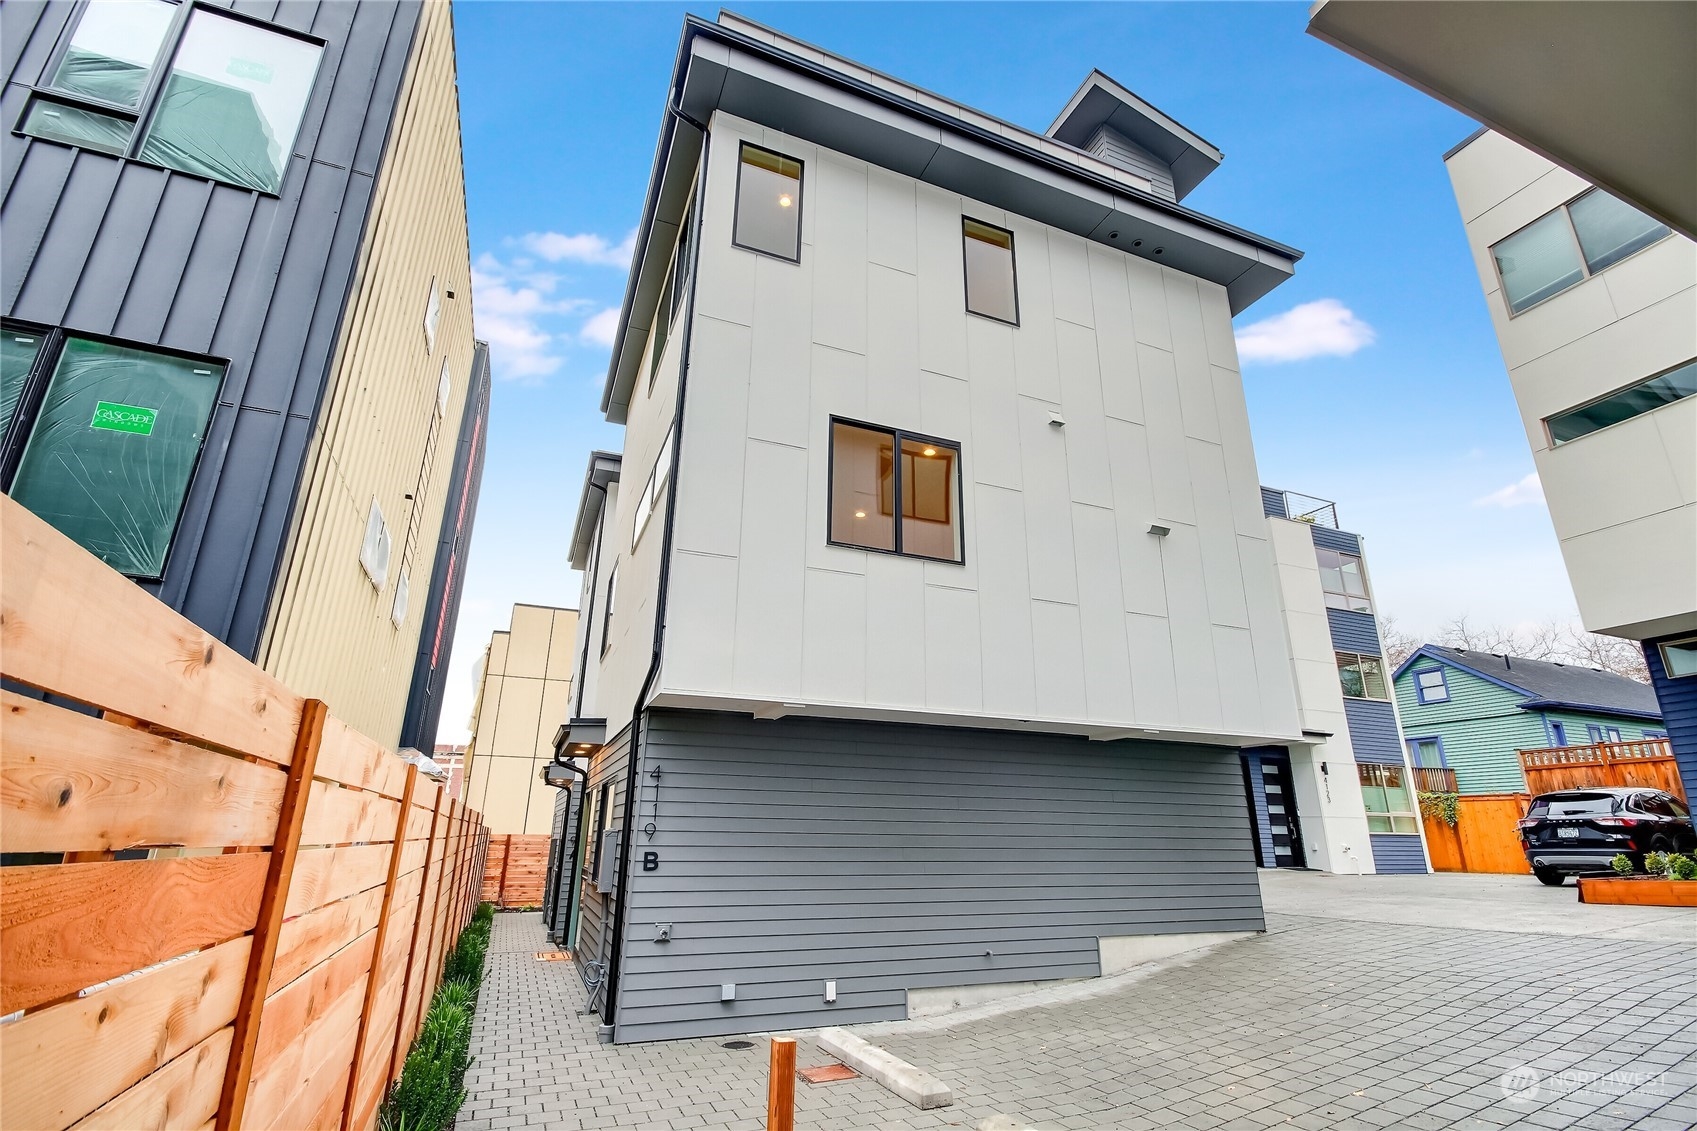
[{"xmin": 815, "ymin": 1027, "xmax": 953, "ymax": 1110}]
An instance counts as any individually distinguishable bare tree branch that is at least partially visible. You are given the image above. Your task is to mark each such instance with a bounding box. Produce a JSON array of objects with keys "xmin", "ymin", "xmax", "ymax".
[{"xmin": 1427, "ymin": 616, "xmax": 1649, "ymax": 682}]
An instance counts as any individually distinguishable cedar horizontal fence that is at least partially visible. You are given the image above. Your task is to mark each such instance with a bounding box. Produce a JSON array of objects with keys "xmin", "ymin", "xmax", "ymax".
[
  {"xmin": 482, "ymin": 833, "xmax": 551, "ymax": 907},
  {"xmin": 0, "ymin": 496, "xmax": 489, "ymax": 1131},
  {"xmin": 1519, "ymin": 739, "xmax": 1684, "ymax": 800},
  {"xmin": 1421, "ymin": 793, "xmax": 1533, "ymax": 875}
]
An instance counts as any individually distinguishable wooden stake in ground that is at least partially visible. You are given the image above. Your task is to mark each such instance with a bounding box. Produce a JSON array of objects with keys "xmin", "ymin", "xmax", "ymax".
[{"xmin": 767, "ymin": 1036, "xmax": 796, "ymax": 1131}]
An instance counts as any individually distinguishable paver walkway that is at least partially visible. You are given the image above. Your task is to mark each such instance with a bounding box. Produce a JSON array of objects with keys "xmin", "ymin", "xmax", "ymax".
[{"xmin": 459, "ymin": 875, "xmax": 1697, "ymax": 1131}]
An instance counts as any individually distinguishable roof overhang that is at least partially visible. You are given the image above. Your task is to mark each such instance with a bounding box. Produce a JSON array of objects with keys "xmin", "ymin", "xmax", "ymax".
[
  {"xmin": 1516, "ymin": 700, "xmax": 1664, "ymax": 724},
  {"xmin": 600, "ymin": 12, "xmax": 1302, "ymax": 423},
  {"xmin": 567, "ymin": 451, "xmax": 621, "ymax": 570},
  {"xmin": 1307, "ymin": 0, "xmax": 1696, "ymax": 240},
  {"xmin": 1046, "ymin": 70, "xmax": 1223, "ymax": 201}
]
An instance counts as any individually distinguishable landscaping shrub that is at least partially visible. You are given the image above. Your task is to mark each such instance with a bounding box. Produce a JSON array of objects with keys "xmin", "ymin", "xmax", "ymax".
[
  {"xmin": 1670, "ymin": 853, "xmax": 1697, "ymax": 881},
  {"xmin": 378, "ymin": 903, "xmax": 495, "ymax": 1131},
  {"xmin": 1610, "ymin": 853, "xmax": 1635, "ymax": 877},
  {"xmin": 1645, "ymin": 852, "xmax": 1671, "ymax": 877}
]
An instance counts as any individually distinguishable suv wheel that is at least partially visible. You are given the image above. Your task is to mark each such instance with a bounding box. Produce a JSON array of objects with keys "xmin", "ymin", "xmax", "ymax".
[{"xmin": 1534, "ymin": 865, "xmax": 1566, "ymax": 887}]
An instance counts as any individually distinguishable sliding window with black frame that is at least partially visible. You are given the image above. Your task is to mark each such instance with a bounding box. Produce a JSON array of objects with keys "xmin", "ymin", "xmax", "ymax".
[
  {"xmin": 1, "ymin": 322, "xmax": 226, "ymax": 581},
  {"xmin": 828, "ymin": 418, "xmax": 963, "ymax": 564}
]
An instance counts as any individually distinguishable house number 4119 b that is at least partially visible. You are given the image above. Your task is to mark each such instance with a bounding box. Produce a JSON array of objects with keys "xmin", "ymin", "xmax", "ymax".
[{"xmin": 642, "ymin": 851, "xmax": 659, "ymax": 871}]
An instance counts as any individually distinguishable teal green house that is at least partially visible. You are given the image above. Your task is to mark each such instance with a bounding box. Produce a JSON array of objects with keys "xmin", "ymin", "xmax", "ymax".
[{"xmin": 1393, "ymin": 646, "xmax": 1666, "ymax": 794}]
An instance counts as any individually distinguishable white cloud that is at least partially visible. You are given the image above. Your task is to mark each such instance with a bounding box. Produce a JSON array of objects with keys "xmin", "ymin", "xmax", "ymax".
[
  {"xmin": 1234, "ymin": 298, "xmax": 1376, "ymax": 364},
  {"xmin": 471, "ymin": 259, "xmax": 572, "ymax": 383},
  {"xmin": 580, "ymin": 308, "xmax": 621, "ymax": 349},
  {"xmin": 1474, "ymin": 472, "xmax": 1545, "ymax": 509},
  {"xmin": 517, "ymin": 229, "xmax": 638, "ymax": 268}
]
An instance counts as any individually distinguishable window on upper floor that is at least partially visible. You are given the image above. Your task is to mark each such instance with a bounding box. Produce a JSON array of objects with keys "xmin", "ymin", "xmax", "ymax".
[
  {"xmin": 1337, "ymin": 651, "xmax": 1388, "ymax": 700},
  {"xmin": 1546, "ymin": 359, "xmax": 1697, "ymax": 446},
  {"xmin": 1660, "ymin": 637, "xmax": 1697, "ymax": 679},
  {"xmin": 21, "ymin": 2, "xmax": 324, "ymax": 195},
  {"xmin": 359, "ymin": 497, "xmax": 391, "ymax": 588},
  {"xmin": 423, "ymin": 277, "xmax": 441, "ymax": 354},
  {"xmin": 1406, "ymin": 738, "xmax": 1445, "ymax": 768},
  {"xmin": 1413, "ymin": 668, "xmax": 1449, "ymax": 705},
  {"xmin": 733, "ymin": 143, "xmax": 802, "ymax": 262},
  {"xmin": 1315, "ymin": 547, "xmax": 1371, "ymax": 613},
  {"xmin": 1358, "ymin": 763, "xmax": 1417, "ymax": 834},
  {"xmin": 1586, "ymin": 724, "xmax": 1624, "ymax": 744},
  {"xmin": 828, "ymin": 419, "xmax": 963, "ymax": 563},
  {"xmin": 2, "ymin": 325, "xmax": 224, "ymax": 580},
  {"xmin": 631, "ymin": 428, "xmax": 674, "ymax": 551},
  {"xmin": 963, "ymin": 218, "xmax": 1018, "ymax": 324},
  {"xmin": 600, "ymin": 560, "xmax": 618, "ymax": 657},
  {"xmin": 1550, "ymin": 722, "xmax": 1569, "ymax": 746},
  {"xmin": 1490, "ymin": 188, "xmax": 1671, "ymax": 315}
]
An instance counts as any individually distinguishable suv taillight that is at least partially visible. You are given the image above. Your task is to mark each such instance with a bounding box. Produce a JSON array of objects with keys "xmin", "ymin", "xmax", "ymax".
[
  {"xmin": 1595, "ymin": 817, "xmax": 1640, "ymax": 827},
  {"xmin": 1516, "ymin": 818, "xmax": 1539, "ymax": 829}
]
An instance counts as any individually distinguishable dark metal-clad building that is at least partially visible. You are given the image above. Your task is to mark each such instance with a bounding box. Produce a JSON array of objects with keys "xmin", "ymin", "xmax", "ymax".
[{"xmin": 2, "ymin": 0, "xmax": 483, "ymax": 746}]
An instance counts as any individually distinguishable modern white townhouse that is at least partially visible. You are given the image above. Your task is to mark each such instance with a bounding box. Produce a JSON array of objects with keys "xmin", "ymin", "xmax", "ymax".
[
  {"xmin": 1445, "ymin": 131, "xmax": 1696, "ymax": 797},
  {"xmin": 556, "ymin": 11, "xmax": 1316, "ymax": 1043}
]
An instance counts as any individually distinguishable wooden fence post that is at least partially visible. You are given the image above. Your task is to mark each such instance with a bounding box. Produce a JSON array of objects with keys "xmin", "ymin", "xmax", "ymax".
[
  {"xmin": 217, "ymin": 699, "xmax": 327, "ymax": 1131},
  {"xmin": 388, "ymin": 785, "xmax": 443, "ymax": 1083},
  {"xmin": 767, "ymin": 1037, "xmax": 796, "ymax": 1131},
  {"xmin": 340, "ymin": 763, "xmax": 419, "ymax": 1131}
]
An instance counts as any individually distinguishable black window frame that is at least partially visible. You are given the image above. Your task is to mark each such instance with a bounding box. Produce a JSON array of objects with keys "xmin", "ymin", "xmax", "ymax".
[
  {"xmin": 599, "ymin": 559, "xmax": 618, "ymax": 658},
  {"xmin": 15, "ymin": 0, "xmax": 327, "ymax": 199},
  {"xmin": 1544, "ymin": 357, "xmax": 1697, "ymax": 446},
  {"xmin": 826, "ymin": 415, "xmax": 965, "ymax": 565},
  {"xmin": 1335, "ymin": 650, "xmax": 1389, "ymax": 701},
  {"xmin": 961, "ymin": 216, "xmax": 1021, "ymax": 326},
  {"xmin": 0, "ymin": 319, "xmax": 229, "ymax": 583},
  {"xmin": 731, "ymin": 141, "xmax": 804, "ymax": 264}
]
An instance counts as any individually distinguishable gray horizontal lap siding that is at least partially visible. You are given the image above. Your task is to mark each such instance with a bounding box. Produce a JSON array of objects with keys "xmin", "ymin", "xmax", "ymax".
[
  {"xmin": 1260, "ymin": 487, "xmax": 1288, "ymax": 519},
  {"xmin": 1345, "ymin": 699, "xmax": 1403, "ymax": 763},
  {"xmin": 613, "ymin": 710, "xmax": 1265, "ymax": 1043},
  {"xmin": 576, "ymin": 726, "xmax": 632, "ymax": 1002},
  {"xmin": 1369, "ymin": 834, "xmax": 1426, "ymax": 874},
  {"xmin": 1328, "ymin": 609, "xmax": 1382, "ymax": 655},
  {"xmin": 1, "ymin": 0, "xmax": 420, "ymax": 657}
]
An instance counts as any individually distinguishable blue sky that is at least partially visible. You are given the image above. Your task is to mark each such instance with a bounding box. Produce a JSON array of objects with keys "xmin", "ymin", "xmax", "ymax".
[{"xmin": 440, "ymin": 1, "xmax": 1575, "ymax": 740}]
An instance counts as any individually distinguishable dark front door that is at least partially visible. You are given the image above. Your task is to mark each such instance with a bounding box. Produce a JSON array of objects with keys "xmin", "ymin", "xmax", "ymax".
[{"xmin": 1242, "ymin": 750, "xmax": 1306, "ymax": 868}]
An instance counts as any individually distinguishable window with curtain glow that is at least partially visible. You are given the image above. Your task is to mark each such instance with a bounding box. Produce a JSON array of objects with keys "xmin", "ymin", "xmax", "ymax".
[
  {"xmin": 733, "ymin": 144, "xmax": 803, "ymax": 261},
  {"xmin": 829, "ymin": 419, "xmax": 961, "ymax": 563}
]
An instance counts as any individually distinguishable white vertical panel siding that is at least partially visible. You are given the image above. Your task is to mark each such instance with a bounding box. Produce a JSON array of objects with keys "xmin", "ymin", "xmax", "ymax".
[
  {"xmin": 612, "ymin": 710, "xmax": 1264, "ymax": 1042},
  {"xmin": 662, "ymin": 113, "xmax": 1298, "ymax": 742}
]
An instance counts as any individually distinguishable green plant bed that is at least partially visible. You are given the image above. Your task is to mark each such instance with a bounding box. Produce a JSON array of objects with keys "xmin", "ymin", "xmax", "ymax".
[{"xmin": 379, "ymin": 902, "xmax": 496, "ymax": 1131}]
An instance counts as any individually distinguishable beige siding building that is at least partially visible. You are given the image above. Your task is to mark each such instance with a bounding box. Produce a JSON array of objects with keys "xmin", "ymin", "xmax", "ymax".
[
  {"xmin": 259, "ymin": 0, "xmax": 478, "ymax": 746},
  {"xmin": 464, "ymin": 605, "xmax": 580, "ymax": 834}
]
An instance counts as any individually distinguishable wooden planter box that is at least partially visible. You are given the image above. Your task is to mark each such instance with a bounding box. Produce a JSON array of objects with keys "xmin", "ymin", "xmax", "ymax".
[{"xmin": 1577, "ymin": 876, "xmax": 1697, "ymax": 907}]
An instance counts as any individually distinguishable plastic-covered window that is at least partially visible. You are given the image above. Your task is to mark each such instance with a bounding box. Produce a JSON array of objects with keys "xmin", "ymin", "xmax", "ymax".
[
  {"xmin": 137, "ymin": 8, "xmax": 322, "ymax": 194},
  {"xmin": 8, "ymin": 336, "xmax": 221, "ymax": 578},
  {"xmin": 1, "ymin": 329, "xmax": 44, "ymax": 437}
]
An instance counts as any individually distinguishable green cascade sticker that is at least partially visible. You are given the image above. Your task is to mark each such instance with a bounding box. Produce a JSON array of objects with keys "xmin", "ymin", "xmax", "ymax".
[{"xmin": 90, "ymin": 401, "xmax": 158, "ymax": 435}]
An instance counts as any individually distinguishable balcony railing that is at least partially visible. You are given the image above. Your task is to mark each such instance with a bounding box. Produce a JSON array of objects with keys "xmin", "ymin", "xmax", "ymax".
[
  {"xmin": 1270, "ymin": 489, "xmax": 1340, "ymax": 529},
  {"xmin": 1517, "ymin": 738, "xmax": 1683, "ymax": 801},
  {"xmin": 1410, "ymin": 765, "xmax": 1458, "ymax": 794}
]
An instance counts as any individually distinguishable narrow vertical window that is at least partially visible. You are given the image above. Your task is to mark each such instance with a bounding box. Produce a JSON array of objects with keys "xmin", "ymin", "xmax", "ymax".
[
  {"xmin": 360, "ymin": 498, "xmax": 391, "ymax": 587},
  {"xmin": 733, "ymin": 143, "xmax": 802, "ymax": 261},
  {"xmin": 600, "ymin": 561, "xmax": 618, "ymax": 657},
  {"xmin": 422, "ymin": 277, "xmax": 441, "ymax": 354},
  {"xmin": 8, "ymin": 337, "xmax": 221, "ymax": 579},
  {"xmin": 962, "ymin": 218, "xmax": 1018, "ymax": 323},
  {"xmin": 829, "ymin": 419, "xmax": 962, "ymax": 563},
  {"xmin": 2, "ymin": 329, "xmax": 44, "ymax": 437}
]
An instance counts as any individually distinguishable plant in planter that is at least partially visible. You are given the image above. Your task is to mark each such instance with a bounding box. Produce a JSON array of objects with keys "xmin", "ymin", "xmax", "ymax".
[
  {"xmin": 1670, "ymin": 853, "xmax": 1697, "ymax": 881},
  {"xmin": 1645, "ymin": 852, "xmax": 1671, "ymax": 877},
  {"xmin": 1610, "ymin": 853, "xmax": 1636, "ymax": 877}
]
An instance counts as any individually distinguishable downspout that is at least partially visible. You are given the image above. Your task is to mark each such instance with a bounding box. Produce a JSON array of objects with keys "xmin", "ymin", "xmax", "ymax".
[
  {"xmin": 550, "ymin": 739, "xmax": 591, "ymax": 943},
  {"xmin": 601, "ymin": 101, "xmax": 711, "ymax": 1032}
]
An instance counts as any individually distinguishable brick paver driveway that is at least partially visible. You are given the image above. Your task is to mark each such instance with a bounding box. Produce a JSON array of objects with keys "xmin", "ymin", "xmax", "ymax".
[{"xmin": 459, "ymin": 873, "xmax": 1696, "ymax": 1131}]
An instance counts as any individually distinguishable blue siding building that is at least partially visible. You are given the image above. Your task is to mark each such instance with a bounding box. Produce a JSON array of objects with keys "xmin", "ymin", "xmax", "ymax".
[{"xmin": 1253, "ymin": 488, "xmax": 1429, "ymax": 875}]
